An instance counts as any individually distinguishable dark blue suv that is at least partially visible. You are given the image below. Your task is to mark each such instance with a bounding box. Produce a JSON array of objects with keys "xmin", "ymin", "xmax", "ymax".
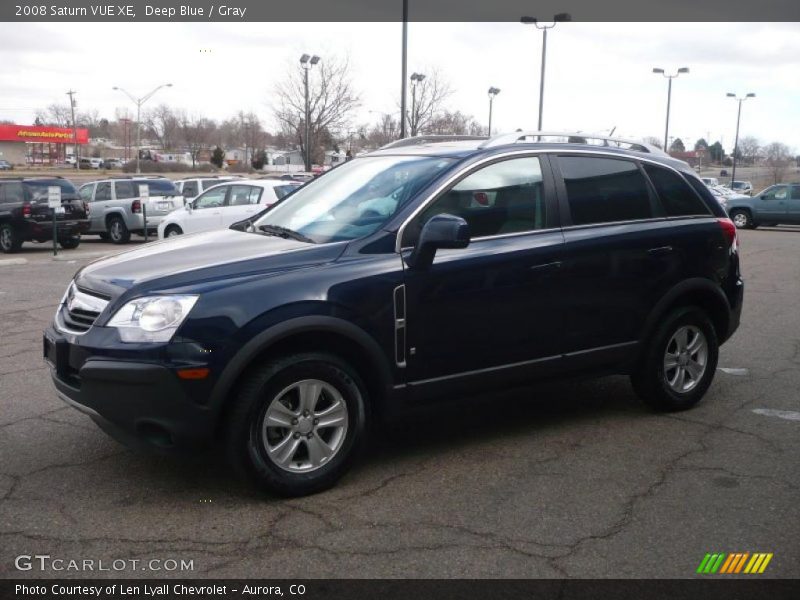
[{"xmin": 44, "ymin": 133, "xmax": 743, "ymax": 496}]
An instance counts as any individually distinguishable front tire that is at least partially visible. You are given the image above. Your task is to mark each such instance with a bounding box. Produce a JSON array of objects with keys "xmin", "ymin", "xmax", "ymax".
[
  {"xmin": 0, "ymin": 222, "xmax": 22, "ymax": 253},
  {"xmin": 164, "ymin": 224, "xmax": 183, "ymax": 238},
  {"xmin": 107, "ymin": 216, "xmax": 130, "ymax": 244},
  {"xmin": 631, "ymin": 307, "xmax": 719, "ymax": 412},
  {"xmin": 225, "ymin": 353, "xmax": 368, "ymax": 497},
  {"xmin": 729, "ymin": 209, "xmax": 755, "ymax": 229}
]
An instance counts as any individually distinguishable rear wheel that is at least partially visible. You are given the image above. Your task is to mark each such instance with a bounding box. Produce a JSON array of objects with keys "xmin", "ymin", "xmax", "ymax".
[
  {"xmin": 0, "ymin": 222, "xmax": 22, "ymax": 253},
  {"xmin": 632, "ymin": 307, "xmax": 719, "ymax": 411},
  {"xmin": 165, "ymin": 225, "xmax": 183, "ymax": 238},
  {"xmin": 730, "ymin": 209, "xmax": 754, "ymax": 229},
  {"xmin": 107, "ymin": 216, "xmax": 130, "ymax": 244},
  {"xmin": 225, "ymin": 353, "xmax": 368, "ymax": 497}
]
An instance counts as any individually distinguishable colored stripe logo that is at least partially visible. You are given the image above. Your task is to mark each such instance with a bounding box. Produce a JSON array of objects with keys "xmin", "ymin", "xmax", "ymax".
[{"xmin": 696, "ymin": 552, "xmax": 773, "ymax": 574}]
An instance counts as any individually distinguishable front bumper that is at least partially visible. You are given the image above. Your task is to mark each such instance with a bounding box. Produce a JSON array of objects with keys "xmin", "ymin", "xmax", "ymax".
[{"xmin": 44, "ymin": 326, "xmax": 217, "ymax": 451}]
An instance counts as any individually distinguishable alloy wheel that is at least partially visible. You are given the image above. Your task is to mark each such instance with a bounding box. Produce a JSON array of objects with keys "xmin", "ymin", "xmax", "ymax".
[
  {"xmin": 663, "ymin": 325, "xmax": 708, "ymax": 393},
  {"xmin": 732, "ymin": 212, "xmax": 748, "ymax": 228},
  {"xmin": 261, "ymin": 379, "xmax": 349, "ymax": 473}
]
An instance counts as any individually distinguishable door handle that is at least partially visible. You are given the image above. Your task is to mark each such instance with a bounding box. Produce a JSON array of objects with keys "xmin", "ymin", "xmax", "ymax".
[
  {"xmin": 648, "ymin": 246, "xmax": 673, "ymax": 256},
  {"xmin": 528, "ymin": 261, "xmax": 562, "ymax": 272}
]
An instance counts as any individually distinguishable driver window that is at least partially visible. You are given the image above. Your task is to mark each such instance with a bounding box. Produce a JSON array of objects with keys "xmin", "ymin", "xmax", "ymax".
[
  {"xmin": 404, "ymin": 156, "xmax": 546, "ymax": 245},
  {"xmin": 764, "ymin": 186, "xmax": 788, "ymax": 200},
  {"xmin": 194, "ymin": 186, "xmax": 227, "ymax": 209}
]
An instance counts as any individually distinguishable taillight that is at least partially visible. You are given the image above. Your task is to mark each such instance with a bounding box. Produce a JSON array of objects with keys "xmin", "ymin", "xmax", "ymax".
[
  {"xmin": 131, "ymin": 199, "xmax": 141, "ymax": 213},
  {"xmin": 718, "ymin": 218, "xmax": 738, "ymax": 251},
  {"xmin": 22, "ymin": 204, "xmax": 31, "ymax": 218}
]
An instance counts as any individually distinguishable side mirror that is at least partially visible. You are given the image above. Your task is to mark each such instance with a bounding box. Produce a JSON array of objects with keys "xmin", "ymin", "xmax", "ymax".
[
  {"xmin": 406, "ymin": 213, "xmax": 470, "ymax": 269},
  {"xmin": 186, "ymin": 202, "xmax": 193, "ymax": 212}
]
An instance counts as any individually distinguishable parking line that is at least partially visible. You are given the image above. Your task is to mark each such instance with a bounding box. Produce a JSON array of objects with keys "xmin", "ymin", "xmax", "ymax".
[{"xmin": 752, "ymin": 409, "xmax": 800, "ymax": 422}]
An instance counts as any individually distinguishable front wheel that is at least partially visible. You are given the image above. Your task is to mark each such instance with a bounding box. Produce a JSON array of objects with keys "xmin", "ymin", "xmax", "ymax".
[
  {"xmin": 164, "ymin": 224, "xmax": 183, "ymax": 238},
  {"xmin": 631, "ymin": 307, "xmax": 719, "ymax": 411},
  {"xmin": 729, "ymin": 209, "xmax": 755, "ymax": 229},
  {"xmin": 0, "ymin": 222, "xmax": 22, "ymax": 253},
  {"xmin": 225, "ymin": 353, "xmax": 368, "ymax": 497}
]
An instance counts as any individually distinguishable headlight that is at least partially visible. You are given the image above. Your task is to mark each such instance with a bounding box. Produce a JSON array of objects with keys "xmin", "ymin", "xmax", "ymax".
[{"xmin": 107, "ymin": 295, "xmax": 198, "ymax": 343}]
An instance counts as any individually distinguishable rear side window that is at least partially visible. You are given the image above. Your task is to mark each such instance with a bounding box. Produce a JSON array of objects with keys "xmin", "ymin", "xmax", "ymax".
[
  {"xmin": 559, "ymin": 156, "xmax": 655, "ymax": 225},
  {"xmin": 644, "ymin": 165, "xmax": 710, "ymax": 216},
  {"xmin": 791, "ymin": 186, "xmax": 800, "ymax": 200},
  {"xmin": 183, "ymin": 181, "xmax": 199, "ymax": 197},
  {"xmin": 95, "ymin": 182, "xmax": 112, "ymax": 201},
  {"xmin": 115, "ymin": 181, "xmax": 135, "ymax": 199}
]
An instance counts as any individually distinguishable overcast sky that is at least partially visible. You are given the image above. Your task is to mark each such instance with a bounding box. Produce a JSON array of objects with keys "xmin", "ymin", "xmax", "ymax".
[{"xmin": 1, "ymin": 22, "xmax": 798, "ymax": 152}]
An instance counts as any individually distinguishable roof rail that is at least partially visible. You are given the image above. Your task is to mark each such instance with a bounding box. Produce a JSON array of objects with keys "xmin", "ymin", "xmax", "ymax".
[
  {"xmin": 380, "ymin": 134, "xmax": 488, "ymax": 150},
  {"xmin": 479, "ymin": 131, "xmax": 668, "ymax": 155}
]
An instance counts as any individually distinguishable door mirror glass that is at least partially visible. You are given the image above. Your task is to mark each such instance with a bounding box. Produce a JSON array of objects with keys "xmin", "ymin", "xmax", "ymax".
[{"xmin": 407, "ymin": 213, "xmax": 470, "ymax": 269}]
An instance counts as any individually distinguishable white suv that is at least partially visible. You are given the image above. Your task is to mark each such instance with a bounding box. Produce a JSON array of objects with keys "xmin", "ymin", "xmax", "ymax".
[{"xmin": 157, "ymin": 179, "xmax": 299, "ymax": 239}]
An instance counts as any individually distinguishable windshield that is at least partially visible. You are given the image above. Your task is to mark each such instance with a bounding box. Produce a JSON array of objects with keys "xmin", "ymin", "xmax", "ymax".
[{"xmin": 254, "ymin": 155, "xmax": 455, "ymax": 243}]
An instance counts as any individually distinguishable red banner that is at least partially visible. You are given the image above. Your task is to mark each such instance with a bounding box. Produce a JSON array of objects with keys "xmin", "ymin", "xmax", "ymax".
[{"xmin": 0, "ymin": 124, "xmax": 89, "ymax": 144}]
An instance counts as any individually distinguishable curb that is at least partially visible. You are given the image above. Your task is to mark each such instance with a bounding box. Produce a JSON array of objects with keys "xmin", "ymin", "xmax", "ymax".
[
  {"xmin": 0, "ymin": 258, "xmax": 28, "ymax": 266},
  {"xmin": 52, "ymin": 252, "xmax": 110, "ymax": 262}
]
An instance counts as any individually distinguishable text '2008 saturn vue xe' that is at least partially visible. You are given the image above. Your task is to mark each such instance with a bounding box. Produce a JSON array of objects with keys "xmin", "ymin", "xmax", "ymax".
[{"xmin": 44, "ymin": 132, "xmax": 743, "ymax": 496}]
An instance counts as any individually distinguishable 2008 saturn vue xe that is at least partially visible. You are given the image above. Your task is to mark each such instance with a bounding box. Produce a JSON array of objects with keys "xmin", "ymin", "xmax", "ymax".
[{"xmin": 45, "ymin": 133, "xmax": 743, "ymax": 497}]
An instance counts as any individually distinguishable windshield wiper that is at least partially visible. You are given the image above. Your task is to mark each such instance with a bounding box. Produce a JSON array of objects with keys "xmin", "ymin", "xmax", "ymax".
[{"xmin": 258, "ymin": 224, "xmax": 316, "ymax": 244}]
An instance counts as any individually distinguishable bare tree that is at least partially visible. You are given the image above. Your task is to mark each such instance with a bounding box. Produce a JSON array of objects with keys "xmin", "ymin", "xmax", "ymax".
[
  {"xmin": 406, "ymin": 69, "xmax": 453, "ymax": 136},
  {"xmin": 273, "ymin": 55, "xmax": 361, "ymax": 166},
  {"xmin": 35, "ymin": 104, "xmax": 72, "ymax": 127},
  {"xmin": 179, "ymin": 114, "xmax": 217, "ymax": 167},
  {"xmin": 365, "ymin": 113, "xmax": 400, "ymax": 148},
  {"xmin": 427, "ymin": 110, "xmax": 484, "ymax": 136},
  {"xmin": 763, "ymin": 142, "xmax": 792, "ymax": 184},
  {"xmin": 144, "ymin": 104, "xmax": 180, "ymax": 151},
  {"xmin": 641, "ymin": 136, "xmax": 663, "ymax": 150},
  {"xmin": 737, "ymin": 136, "xmax": 760, "ymax": 165}
]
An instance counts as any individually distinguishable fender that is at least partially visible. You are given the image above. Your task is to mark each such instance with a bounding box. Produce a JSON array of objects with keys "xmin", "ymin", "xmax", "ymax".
[
  {"xmin": 640, "ymin": 277, "xmax": 732, "ymax": 345},
  {"xmin": 208, "ymin": 315, "xmax": 394, "ymax": 409}
]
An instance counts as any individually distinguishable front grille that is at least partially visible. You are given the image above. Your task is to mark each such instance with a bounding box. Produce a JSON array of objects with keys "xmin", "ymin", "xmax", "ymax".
[{"xmin": 56, "ymin": 284, "xmax": 110, "ymax": 335}]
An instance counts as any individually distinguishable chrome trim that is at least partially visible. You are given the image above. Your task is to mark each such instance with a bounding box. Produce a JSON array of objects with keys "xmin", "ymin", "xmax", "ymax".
[
  {"xmin": 395, "ymin": 148, "xmax": 709, "ymax": 253},
  {"xmin": 393, "ymin": 284, "xmax": 407, "ymax": 368},
  {"xmin": 54, "ymin": 283, "xmax": 109, "ymax": 336}
]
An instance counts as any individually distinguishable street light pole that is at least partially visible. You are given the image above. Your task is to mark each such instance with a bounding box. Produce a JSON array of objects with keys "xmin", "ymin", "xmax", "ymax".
[
  {"xmin": 487, "ymin": 87, "xmax": 500, "ymax": 135},
  {"xmin": 66, "ymin": 90, "xmax": 78, "ymax": 169},
  {"xmin": 652, "ymin": 67, "xmax": 689, "ymax": 151},
  {"xmin": 300, "ymin": 54, "xmax": 320, "ymax": 172},
  {"xmin": 410, "ymin": 73, "xmax": 425, "ymax": 136},
  {"xmin": 400, "ymin": 0, "xmax": 408, "ymax": 139},
  {"xmin": 112, "ymin": 83, "xmax": 173, "ymax": 174},
  {"xmin": 727, "ymin": 92, "xmax": 756, "ymax": 186},
  {"xmin": 521, "ymin": 13, "xmax": 571, "ymax": 131}
]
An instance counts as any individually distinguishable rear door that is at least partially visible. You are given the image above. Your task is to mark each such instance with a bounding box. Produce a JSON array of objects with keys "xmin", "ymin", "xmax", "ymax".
[
  {"xmin": 223, "ymin": 185, "xmax": 263, "ymax": 226},
  {"xmin": 552, "ymin": 155, "xmax": 692, "ymax": 361}
]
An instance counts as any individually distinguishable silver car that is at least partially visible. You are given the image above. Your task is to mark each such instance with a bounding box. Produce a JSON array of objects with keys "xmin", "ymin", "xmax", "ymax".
[{"xmin": 78, "ymin": 177, "xmax": 184, "ymax": 243}]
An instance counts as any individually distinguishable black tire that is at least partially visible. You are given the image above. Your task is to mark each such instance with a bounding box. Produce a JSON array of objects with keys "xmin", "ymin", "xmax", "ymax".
[
  {"xmin": 0, "ymin": 222, "xmax": 23, "ymax": 253},
  {"xmin": 225, "ymin": 352, "xmax": 369, "ymax": 497},
  {"xmin": 729, "ymin": 209, "xmax": 754, "ymax": 230},
  {"xmin": 106, "ymin": 216, "xmax": 130, "ymax": 244},
  {"xmin": 631, "ymin": 307, "xmax": 719, "ymax": 412},
  {"xmin": 164, "ymin": 225, "xmax": 183, "ymax": 238},
  {"xmin": 59, "ymin": 236, "xmax": 81, "ymax": 250}
]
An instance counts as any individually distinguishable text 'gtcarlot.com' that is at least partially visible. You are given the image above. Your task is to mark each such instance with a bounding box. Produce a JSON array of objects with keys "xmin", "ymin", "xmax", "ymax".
[{"xmin": 14, "ymin": 554, "xmax": 194, "ymax": 572}]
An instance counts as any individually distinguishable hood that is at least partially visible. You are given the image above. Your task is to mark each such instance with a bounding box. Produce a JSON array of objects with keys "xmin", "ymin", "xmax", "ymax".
[{"xmin": 76, "ymin": 229, "xmax": 346, "ymax": 297}]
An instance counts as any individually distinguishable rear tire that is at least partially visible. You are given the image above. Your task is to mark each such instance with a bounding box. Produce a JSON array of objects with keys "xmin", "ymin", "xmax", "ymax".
[
  {"xmin": 107, "ymin": 216, "xmax": 130, "ymax": 244},
  {"xmin": 165, "ymin": 225, "xmax": 183, "ymax": 238},
  {"xmin": 729, "ymin": 209, "xmax": 754, "ymax": 229},
  {"xmin": 225, "ymin": 352, "xmax": 368, "ymax": 497},
  {"xmin": 631, "ymin": 307, "xmax": 719, "ymax": 412},
  {"xmin": 0, "ymin": 222, "xmax": 22, "ymax": 253}
]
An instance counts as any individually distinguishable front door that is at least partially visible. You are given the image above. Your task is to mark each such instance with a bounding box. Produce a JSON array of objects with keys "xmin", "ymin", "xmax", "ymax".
[
  {"xmin": 402, "ymin": 155, "xmax": 565, "ymax": 398},
  {"xmin": 753, "ymin": 185, "xmax": 789, "ymax": 222},
  {"xmin": 186, "ymin": 185, "xmax": 229, "ymax": 233},
  {"xmin": 786, "ymin": 185, "xmax": 800, "ymax": 224}
]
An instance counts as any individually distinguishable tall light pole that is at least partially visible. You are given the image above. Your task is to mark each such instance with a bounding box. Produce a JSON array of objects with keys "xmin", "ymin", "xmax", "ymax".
[
  {"xmin": 727, "ymin": 92, "xmax": 756, "ymax": 186},
  {"xmin": 410, "ymin": 72, "xmax": 425, "ymax": 136},
  {"xmin": 112, "ymin": 83, "xmax": 173, "ymax": 174},
  {"xmin": 487, "ymin": 87, "xmax": 501, "ymax": 136},
  {"xmin": 66, "ymin": 90, "xmax": 78, "ymax": 169},
  {"xmin": 300, "ymin": 54, "xmax": 320, "ymax": 171},
  {"xmin": 521, "ymin": 13, "xmax": 571, "ymax": 131},
  {"xmin": 652, "ymin": 67, "xmax": 689, "ymax": 152},
  {"xmin": 400, "ymin": 0, "xmax": 409, "ymax": 139}
]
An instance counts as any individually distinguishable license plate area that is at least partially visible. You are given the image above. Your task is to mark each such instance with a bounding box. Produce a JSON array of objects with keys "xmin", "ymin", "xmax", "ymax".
[{"xmin": 157, "ymin": 201, "xmax": 171, "ymax": 211}]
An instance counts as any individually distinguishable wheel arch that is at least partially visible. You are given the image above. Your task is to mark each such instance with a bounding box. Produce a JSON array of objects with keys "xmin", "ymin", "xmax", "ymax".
[
  {"xmin": 210, "ymin": 316, "xmax": 394, "ymax": 434},
  {"xmin": 104, "ymin": 210, "xmax": 127, "ymax": 227}
]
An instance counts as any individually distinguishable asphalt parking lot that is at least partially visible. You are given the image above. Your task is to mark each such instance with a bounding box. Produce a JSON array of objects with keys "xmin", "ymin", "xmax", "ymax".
[{"xmin": 0, "ymin": 229, "xmax": 798, "ymax": 579}]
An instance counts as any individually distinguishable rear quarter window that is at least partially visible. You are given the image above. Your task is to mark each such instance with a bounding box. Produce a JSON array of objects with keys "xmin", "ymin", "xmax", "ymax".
[{"xmin": 644, "ymin": 165, "xmax": 711, "ymax": 217}]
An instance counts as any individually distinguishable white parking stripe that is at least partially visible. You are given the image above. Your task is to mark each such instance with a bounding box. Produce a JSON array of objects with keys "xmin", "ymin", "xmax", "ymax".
[
  {"xmin": 752, "ymin": 409, "xmax": 800, "ymax": 422},
  {"xmin": 718, "ymin": 367, "xmax": 749, "ymax": 376}
]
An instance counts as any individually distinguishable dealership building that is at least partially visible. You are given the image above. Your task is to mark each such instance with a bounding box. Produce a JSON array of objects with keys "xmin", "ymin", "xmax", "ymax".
[{"xmin": 0, "ymin": 124, "xmax": 89, "ymax": 166}]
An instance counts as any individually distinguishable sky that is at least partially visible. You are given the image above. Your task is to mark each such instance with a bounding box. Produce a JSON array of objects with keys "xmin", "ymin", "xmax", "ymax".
[{"xmin": 0, "ymin": 21, "xmax": 798, "ymax": 152}]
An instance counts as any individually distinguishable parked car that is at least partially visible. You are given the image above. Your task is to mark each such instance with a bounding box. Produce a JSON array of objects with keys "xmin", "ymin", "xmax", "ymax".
[
  {"xmin": 0, "ymin": 177, "xmax": 89, "ymax": 252},
  {"xmin": 0, "ymin": 160, "xmax": 13, "ymax": 171},
  {"xmin": 79, "ymin": 157, "xmax": 104, "ymax": 170},
  {"xmin": 719, "ymin": 169, "xmax": 728, "ymax": 176},
  {"xmin": 700, "ymin": 177, "xmax": 719, "ymax": 186},
  {"xmin": 46, "ymin": 133, "xmax": 742, "ymax": 496},
  {"xmin": 729, "ymin": 181, "xmax": 753, "ymax": 195},
  {"xmin": 103, "ymin": 158, "xmax": 124, "ymax": 169},
  {"xmin": 279, "ymin": 172, "xmax": 315, "ymax": 183},
  {"xmin": 78, "ymin": 177, "xmax": 184, "ymax": 243},
  {"xmin": 173, "ymin": 176, "xmax": 241, "ymax": 202},
  {"xmin": 157, "ymin": 179, "xmax": 300, "ymax": 239},
  {"xmin": 726, "ymin": 183, "xmax": 800, "ymax": 228}
]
